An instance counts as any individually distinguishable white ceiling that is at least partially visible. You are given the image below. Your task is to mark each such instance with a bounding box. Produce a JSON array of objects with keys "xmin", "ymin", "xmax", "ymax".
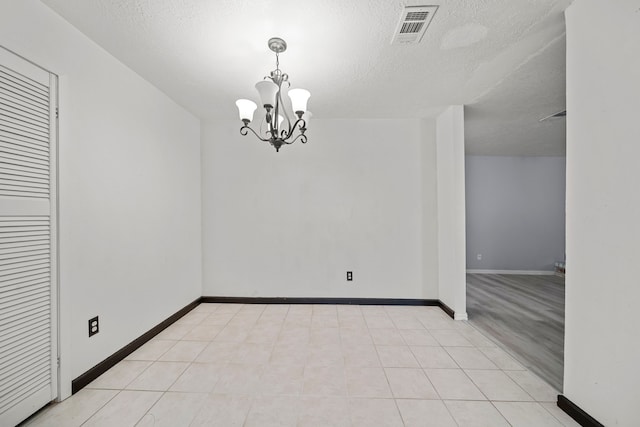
[{"xmin": 41, "ymin": 0, "xmax": 571, "ymax": 156}]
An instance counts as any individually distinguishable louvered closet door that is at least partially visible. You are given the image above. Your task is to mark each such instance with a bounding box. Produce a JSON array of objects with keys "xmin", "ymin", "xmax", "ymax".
[{"xmin": 0, "ymin": 47, "xmax": 57, "ymax": 427}]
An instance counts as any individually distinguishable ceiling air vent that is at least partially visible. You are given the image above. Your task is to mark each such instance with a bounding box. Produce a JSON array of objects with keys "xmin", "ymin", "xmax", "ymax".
[{"xmin": 391, "ymin": 5, "xmax": 438, "ymax": 45}]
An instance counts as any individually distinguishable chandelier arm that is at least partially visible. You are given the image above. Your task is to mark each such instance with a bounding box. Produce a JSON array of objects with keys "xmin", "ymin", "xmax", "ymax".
[
  {"xmin": 283, "ymin": 132, "xmax": 308, "ymax": 145},
  {"xmin": 240, "ymin": 124, "xmax": 271, "ymax": 142}
]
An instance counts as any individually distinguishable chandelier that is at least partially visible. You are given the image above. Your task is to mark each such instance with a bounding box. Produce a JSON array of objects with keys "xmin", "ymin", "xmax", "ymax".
[{"xmin": 235, "ymin": 37, "xmax": 311, "ymax": 152}]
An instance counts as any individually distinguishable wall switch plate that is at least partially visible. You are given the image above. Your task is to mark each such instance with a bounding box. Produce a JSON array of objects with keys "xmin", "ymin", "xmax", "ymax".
[
  {"xmin": 347, "ymin": 271, "xmax": 353, "ymax": 281},
  {"xmin": 88, "ymin": 316, "xmax": 99, "ymax": 337}
]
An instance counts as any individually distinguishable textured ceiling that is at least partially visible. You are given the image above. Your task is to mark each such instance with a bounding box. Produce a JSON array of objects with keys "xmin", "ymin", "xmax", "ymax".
[{"xmin": 41, "ymin": 0, "xmax": 571, "ymax": 156}]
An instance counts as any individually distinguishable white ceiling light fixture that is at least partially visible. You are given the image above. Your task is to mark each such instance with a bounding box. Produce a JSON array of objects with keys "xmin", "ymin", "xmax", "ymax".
[{"xmin": 235, "ymin": 37, "xmax": 311, "ymax": 152}]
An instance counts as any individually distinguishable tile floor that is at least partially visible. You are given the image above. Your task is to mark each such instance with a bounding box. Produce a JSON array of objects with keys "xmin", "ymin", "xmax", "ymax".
[{"xmin": 23, "ymin": 303, "xmax": 580, "ymax": 426}]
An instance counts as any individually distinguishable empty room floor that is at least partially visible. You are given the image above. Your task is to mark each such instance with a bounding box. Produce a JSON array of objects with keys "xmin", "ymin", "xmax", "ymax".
[
  {"xmin": 22, "ymin": 303, "xmax": 578, "ymax": 427},
  {"xmin": 466, "ymin": 273, "xmax": 565, "ymax": 392}
]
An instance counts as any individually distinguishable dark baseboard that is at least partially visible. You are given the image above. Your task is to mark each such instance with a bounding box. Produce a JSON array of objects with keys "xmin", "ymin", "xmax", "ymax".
[
  {"xmin": 557, "ymin": 395, "xmax": 604, "ymax": 427},
  {"xmin": 201, "ymin": 296, "xmax": 440, "ymax": 307},
  {"xmin": 71, "ymin": 297, "xmax": 201, "ymax": 394},
  {"xmin": 438, "ymin": 300, "xmax": 455, "ymax": 319}
]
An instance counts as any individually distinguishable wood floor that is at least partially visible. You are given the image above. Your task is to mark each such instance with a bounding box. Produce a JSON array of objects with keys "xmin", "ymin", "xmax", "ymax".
[{"xmin": 466, "ymin": 273, "xmax": 565, "ymax": 391}]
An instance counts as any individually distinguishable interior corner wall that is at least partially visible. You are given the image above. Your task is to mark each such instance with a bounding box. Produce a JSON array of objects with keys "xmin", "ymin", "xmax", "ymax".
[
  {"xmin": 465, "ymin": 156, "xmax": 566, "ymax": 271},
  {"xmin": 0, "ymin": 0, "xmax": 202, "ymax": 399},
  {"xmin": 564, "ymin": 0, "xmax": 640, "ymax": 425},
  {"xmin": 201, "ymin": 118, "xmax": 431, "ymax": 299},
  {"xmin": 420, "ymin": 119, "xmax": 439, "ymax": 297},
  {"xmin": 436, "ymin": 106, "xmax": 467, "ymax": 319}
]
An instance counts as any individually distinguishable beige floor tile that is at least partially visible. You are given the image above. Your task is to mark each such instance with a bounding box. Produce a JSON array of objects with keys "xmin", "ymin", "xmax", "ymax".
[
  {"xmin": 154, "ymin": 323, "xmax": 193, "ymax": 340},
  {"xmin": 420, "ymin": 317, "xmax": 459, "ymax": 330},
  {"xmin": 126, "ymin": 361, "xmax": 189, "ymax": 391},
  {"xmin": 312, "ymin": 305, "xmax": 336, "ymax": 315},
  {"xmin": 214, "ymin": 324, "xmax": 250, "ymax": 342},
  {"xmin": 277, "ymin": 327, "xmax": 310, "ymax": 345},
  {"xmin": 284, "ymin": 314, "xmax": 312, "ymax": 327},
  {"xmin": 175, "ymin": 311, "xmax": 209, "ymax": 325},
  {"xmin": 245, "ymin": 325, "xmax": 281, "ymax": 343},
  {"xmin": 27, "ymin": 303, "xmax": 571, "ymax": 427},
  {"xmin": 459, "ymin": 329, "xmax": 497, "ymax": 348},
  {"xmin": 257, "ymin": 364, "xmax": 304, "ymax": 395},
  {"xmin": 244, "ymin": 396, "xmax": 299, "ymax": 427},
  {"xmin": 506, "ymin": 370, "xmax": 559, "ymax": 402},
  {"xmin": 445, "ymin": 347, "xmax": 499, "ymax": 369},
  {"xmin": 430, "ymin": 330, "xmax": 474, "ymax": 347},
  {"xmin": 444, "ymin": 400, "xmax": 510, "ymax": 426},
  {"xmin": 182, "ymin": 323, "xmax": 224, "ymax": 341},
  {"xmin": 213, "ymin": 363, "xmax": 264, "ymax": 394},
  {"xmin": 135, "ymin": 392, "xmax": 208, "ymax": 427},
  {"xmin": 338, "ymin": 315, "xmax": 368, "ymax": 329},
  {"xmin": 410, "ymin": 346, "xmax": 459, "ymax": 369},
  {"xmin": 343, "ymin": 344, "xmax": 381, "ymax": 367},
  {"xmin": 269, "ymin": 342, "xmax": 308, "ymax": 366},
  {"xmin": 82, "ymin": 390, "xmax": 161, "ymax": 427},
  {"xmin": 306, "ymin": 344, "xmax": 344, "ymax": 366},
  {"xmin": 191, "ymin": 303, "xmax": 220, "ymax": 313},
  {"xmin": 169, "ymin": 362, "xmax": 224, "ymax": 393},
  {"xmin": 360, "ymin": 306, "xmax": 388, "ymax": 316},
  {"xmin": 340, "ymin": 327, "xmax": 373, "ymax": 346},
  {"xmin": 126, "ymin": 340, "xmax": 176, "ymax": 361},
  {"xmin": 399, "ymin": 329, "xmax": 439, "ymax": 346},
  {"xmin": 385, "ymin": 368, "xmax": 439, "ymax": 399},
  {"xmin": 494, "ymin": 401, "xmax": 564, "ymax": 426},
  {"xmin": 309, "ymin": 327, "xmax": 341, "ymax": 345},
  {"xmin": 195, "ymin": 340, "xmax": 239, "ymax": 363},
  {"xmin": 23, "ymin": 389, "xmax": 118, "ymax": 427},
  {"xmin": 370, "ymin": 328, "xmax": 406, "ymax": 345},
  {"xmin": 465, "ymin": 369, "xmax": 533, "ymax": 401},
  {"xmin": 336, "ymin": 305, "xmax": 362, "ymax": 316},
  {"xmin": 365, "ymin": 315, "xmax": 395, "ymax": 329},
  {"xmin": 86, "ymin": 360, "xmax": 152, "ymax": 390},
  {"xmin": 311, "ymin": 314, "xmax": 339, "ymax": 328},
  {"xmin": 345, "ymin": 367, "xmax": 392, "ymax": 397},
  {"xmin": 232, "ymin": 342, "xmax": 274, "ymax": 364},
  {"xmin": 376, "ymin": 345, "xmax": 419, "ymax": 367},
  {"xmin": 214, "ymin": 303, "xmax": 244, "ymax": 314},
  {"xmin": 391, "ymin": 316, "xmax": 425, "ymax": 330},
  {"xmin": 348, "ymin": 398, "xmax": 404, "ymax": 427},
  {"xmin": 190, "ymin": 394, "xmax": 251, "ymax": 427},
  {"xmin": 424, "ymin": 369, "xmax": 486, "ymax": 400},
  {"xmin": 201, "ymin": 312, "xmax": 234, "ymax": 325},
  {"xmin": 298, "ymin": 397, "xmax": 350, "ymax": 427},
  {"xmin": 158, "ymin": 340, "xmax": 207, "ymax": 362},
  {"xmin": 262, "ymin": 304, "xmax": 290, "ymax": 315},
  {"xmin": 396, "ymin": 399, "xmax": 457, "ymax": 427},
  {"xmin": 479, "ymin": 346, "xmax": 525, "ymax": 370},
  {"xmin": 539, "ymin": 402, "xmax": 582, "ymax": 426},
  {"xmin": 302, "ymin": 365, "xmax": 347, "ymax": 396}
]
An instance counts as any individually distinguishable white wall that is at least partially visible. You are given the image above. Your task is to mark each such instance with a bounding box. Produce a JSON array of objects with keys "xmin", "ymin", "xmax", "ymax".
[
  {"xmin": 0, "ymin": 0, "xmax": 202, "ymax": 399},
  {"xmin": 420, "ymin": 119, "xmax": 439, "ymax": 297},
  {"xmin": 436, "ymin": 106, "xmax": 467, "ymax": 319},
  {"xmin": 202, "ymin": 118, "xmax": 434, "ymax": 299},
  {"xmin": 564, "ymin": 0, "xmax": 640, "ymax": 425},
  {"xmin": 466, "ymin": 156, "xmax": 566, "ymax": 271}
]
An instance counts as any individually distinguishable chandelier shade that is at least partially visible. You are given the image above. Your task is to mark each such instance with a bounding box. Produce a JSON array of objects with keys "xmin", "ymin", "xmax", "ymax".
[
  {"xmin": 235, "ymin": 99, "xmax": 257, "ymax": 123},
  {"xmin": 255, "ymin": 80, "xmax": 278, "ymax": 108},
  {"xmin": 288, "ymin": 89, "xmax": 311, "ymax": 115},
  {"xmin": 235, "ymin": 37, "xmax": 311, "ymax": 152}
]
